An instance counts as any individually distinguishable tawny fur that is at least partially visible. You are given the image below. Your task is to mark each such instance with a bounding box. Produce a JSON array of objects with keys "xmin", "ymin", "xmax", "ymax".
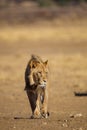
[{"xmin": 25, "ymin": 55, "xmax": 49, "ymax": 118}]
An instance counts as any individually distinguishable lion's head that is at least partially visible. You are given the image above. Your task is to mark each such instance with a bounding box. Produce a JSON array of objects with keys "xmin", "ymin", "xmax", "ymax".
[{"xmin": 25, "ymin": 55, "xmax": 49, "ymax": 89}]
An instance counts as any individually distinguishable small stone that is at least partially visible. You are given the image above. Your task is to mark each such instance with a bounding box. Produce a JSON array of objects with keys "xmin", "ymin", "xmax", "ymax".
[
  {"xmin": 70, "ymin": 113, "xmax": 82, "ymax": 118},
  {"xmin": 43, "ymin": 122, "xmax": 47, "ymax": 125},
  {"xmin": 79, "ymin": 128, "xmax": 83, "ymax": 130},
  {"xmin": 62, "ymin": 123, "xmax": 68, "ymax": 127},
  {"xmin": 70, "ymin": 114, "xmax": 74, "ymax": 118},
  {"xmin": 64, "ymin": 119, "xmax": 68, "ymax": 122},
  {"xmin": 74, "ymin": 113, "xmax": 82, "ymax": 118},
  {"xmin": 13, "ymin": 126, "xmax": 16, "ymax": 129}
]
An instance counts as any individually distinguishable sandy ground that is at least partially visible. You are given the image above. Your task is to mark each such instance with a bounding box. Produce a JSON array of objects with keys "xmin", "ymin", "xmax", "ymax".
[{"xmin": 0, "ymin": 22, "xmax": 87, "ymax": 130}]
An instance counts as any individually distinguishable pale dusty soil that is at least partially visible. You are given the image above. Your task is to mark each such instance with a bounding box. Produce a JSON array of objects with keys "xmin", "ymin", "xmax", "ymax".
[{"xmin": 0, "ymin": 25, "xmax": 87, "ymax": 130}]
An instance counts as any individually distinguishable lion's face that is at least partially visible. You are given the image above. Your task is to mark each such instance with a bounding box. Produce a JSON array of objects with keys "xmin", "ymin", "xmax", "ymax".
[{"xmin": 29, "ymin": 60, "xmax": 48, "ymax": 88}]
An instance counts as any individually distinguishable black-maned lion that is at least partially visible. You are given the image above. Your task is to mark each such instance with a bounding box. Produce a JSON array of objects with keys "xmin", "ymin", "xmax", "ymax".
[{"xmin": 24, "ymin": 55, "xmax": 49, "ymax": 119}]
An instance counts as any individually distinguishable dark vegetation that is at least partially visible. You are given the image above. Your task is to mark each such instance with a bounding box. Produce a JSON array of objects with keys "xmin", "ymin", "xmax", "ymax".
[
  {"xmin": 0, "ymin": 0, "xmax": 87, "ymax": 25},
  {"xmin": 0, "ymin": 0, "xmax": 87, "ymax": 7}
]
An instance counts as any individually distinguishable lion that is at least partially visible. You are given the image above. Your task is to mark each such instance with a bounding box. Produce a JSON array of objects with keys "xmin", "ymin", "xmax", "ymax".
[{"xmin": 24, "ymin": 55, "xmax": 49, "ymax": 119}]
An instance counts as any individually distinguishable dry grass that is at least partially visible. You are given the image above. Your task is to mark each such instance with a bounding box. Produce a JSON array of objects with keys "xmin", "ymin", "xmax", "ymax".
[
  {"xmin": 0, "ymin": 19, "xmax": 87, "ymax": 93},
  {"xmin": 0, "ymin": 19, "xmax": 87, "ymax": 43},
  {"xmin": 0, "ymin": 54, "xmax": 87, "ymax": 91}
]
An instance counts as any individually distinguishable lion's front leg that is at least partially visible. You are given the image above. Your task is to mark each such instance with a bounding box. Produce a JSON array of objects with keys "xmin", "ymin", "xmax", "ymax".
[
  {"xmin": 26, "ymin": 90, "xmax": 36, "ymax": 116},
  {"xmin": 26, "ymin": 90, "xmax": 41, "ymax": 118},
  {"xmin": 33, "ymin": 94, "xmax": 41, "ymax": 118},
  {"xmin": 41, "ymin": 88, "xmax": 49, "ymax": 118}
]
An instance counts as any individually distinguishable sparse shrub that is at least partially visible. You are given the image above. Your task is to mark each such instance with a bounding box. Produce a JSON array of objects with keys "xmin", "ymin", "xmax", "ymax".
[
  {"xmin": 36, "ymin": 0, "xmax": 53, "ymax": 6},
  {"xmin": 0, "ymin": 0, "xmax": 87, "ymax": 8},
  {"xmin": 54, "ymin": 0, "xmax": 87, "ymax": 6}
]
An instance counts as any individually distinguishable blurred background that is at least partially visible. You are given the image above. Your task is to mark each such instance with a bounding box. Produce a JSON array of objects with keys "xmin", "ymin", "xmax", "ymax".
[
  {"xmin": 0, "ymin": 0, "xmax": 87, "ymax": 54},
  {"xmin": 0, "ymin": 1, "xmax": 87, "ymax": 130}
]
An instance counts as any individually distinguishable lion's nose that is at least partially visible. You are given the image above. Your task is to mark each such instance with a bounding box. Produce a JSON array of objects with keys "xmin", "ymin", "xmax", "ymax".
[{"xmin": 39, "ymin": 80, "xmax": 47, "ymax": 86}]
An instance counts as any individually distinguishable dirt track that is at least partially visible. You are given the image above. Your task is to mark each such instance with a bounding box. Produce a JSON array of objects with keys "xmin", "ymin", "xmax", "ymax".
[
  {"xmin": 0, "ymin": 39, "xmax": 87, "ymax": 130},
  {"xmin": 0, "ymin": 11, "xmax": 87, "ymax": 129}
]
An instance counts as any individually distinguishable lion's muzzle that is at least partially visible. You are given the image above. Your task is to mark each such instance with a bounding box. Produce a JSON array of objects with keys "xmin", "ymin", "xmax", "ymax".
[{"xmin": 38, "ymin": 81, "xmax": 47, "ymax": 88}]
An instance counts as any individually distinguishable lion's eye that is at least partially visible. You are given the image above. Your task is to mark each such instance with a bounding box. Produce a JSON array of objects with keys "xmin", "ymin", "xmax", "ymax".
[
  {"xmin": 45, "ymin": 71, "xmax": 48, "ymax": 77},
  {"xmin": 38, "ymin": 71, "xmax": 42, "ymax": 74},
  {"xmin": 46, "ymin": 71, "xmax": 48, "ymax": 74}
]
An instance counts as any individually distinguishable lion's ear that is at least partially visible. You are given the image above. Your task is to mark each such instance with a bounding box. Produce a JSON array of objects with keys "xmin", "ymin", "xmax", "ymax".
[
  {"xmin": 44, "ymin": 60, "xmax": 48, "ymax": 66},
  {"xmin": 30, "ymin": 61, "xmax": 38, "ymax": 69}
]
